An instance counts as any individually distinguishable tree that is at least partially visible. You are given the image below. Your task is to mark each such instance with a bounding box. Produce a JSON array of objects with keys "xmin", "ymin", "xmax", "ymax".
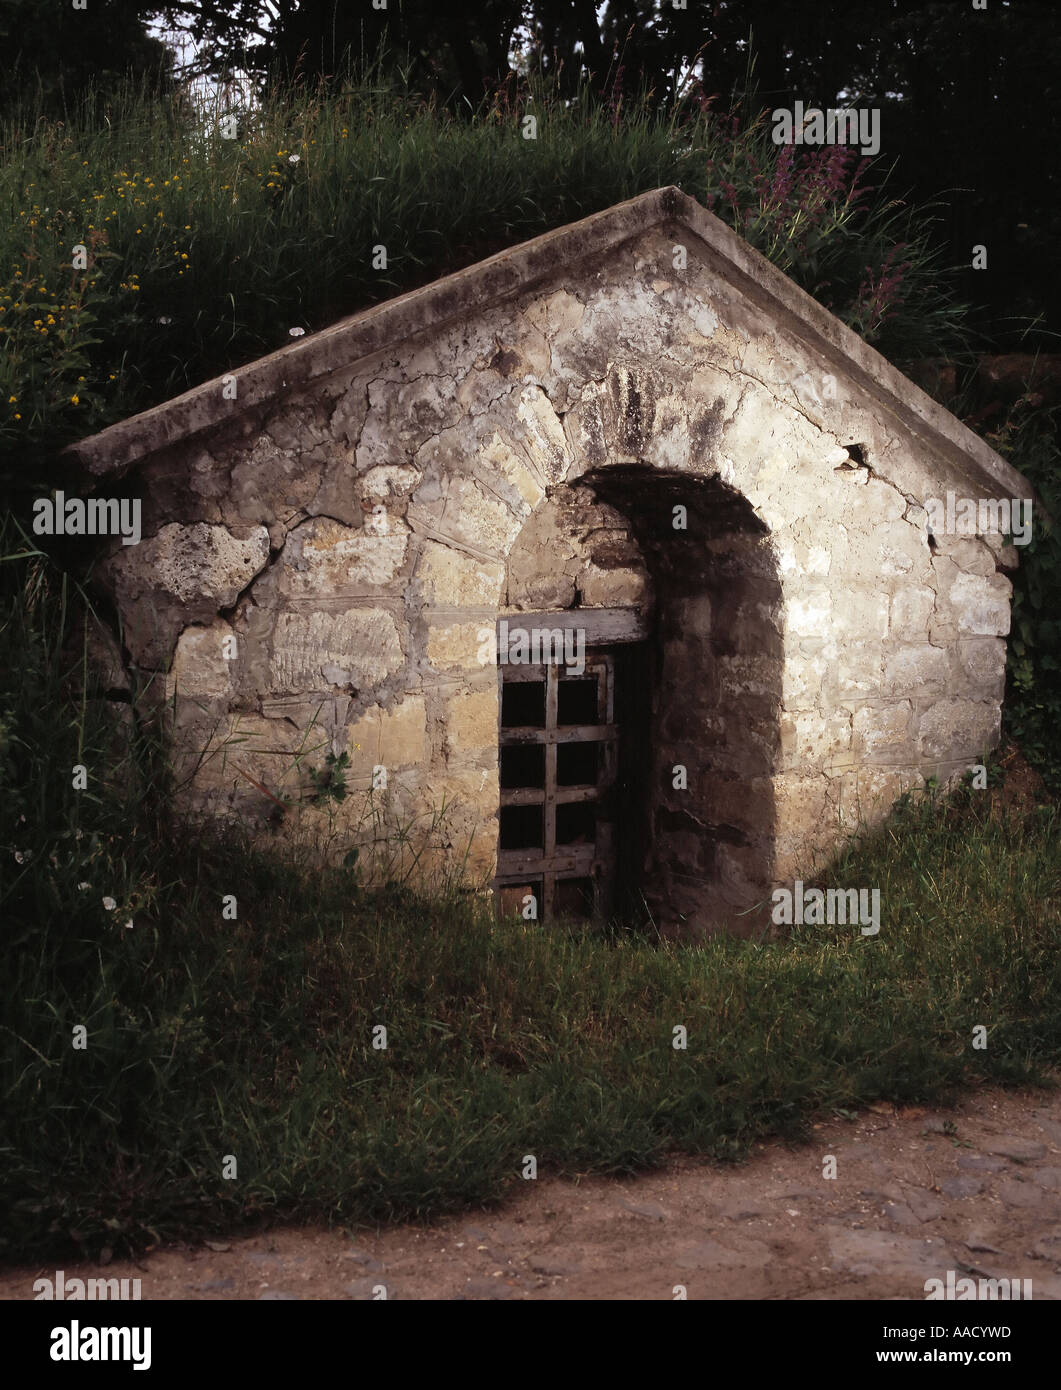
[
  {"xmin": 0, "ymin": 0, "xmax": 173, "ymax": 119},
  {"xmin": 151, "ymin": 0, "xmax": 529, "ymax": 100}
]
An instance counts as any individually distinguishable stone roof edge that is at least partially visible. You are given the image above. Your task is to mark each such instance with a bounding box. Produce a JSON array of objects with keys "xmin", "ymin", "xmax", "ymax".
[
  {"xmin": 664, "ymin": 187, "xmax": 1031, "ymax": 503},
  {"xmin": 63, "ymin": 184, "xmax": 1030, "ymax": 503},
  {"xmin": 63, "ymin": 187, "xmax": 682, "ymax": 477}
]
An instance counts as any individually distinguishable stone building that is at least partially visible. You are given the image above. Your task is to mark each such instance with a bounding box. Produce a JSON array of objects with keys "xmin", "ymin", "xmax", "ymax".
[{"xmin": 64, "ymin": 187, "xmax": 1033, "ymax": 934}]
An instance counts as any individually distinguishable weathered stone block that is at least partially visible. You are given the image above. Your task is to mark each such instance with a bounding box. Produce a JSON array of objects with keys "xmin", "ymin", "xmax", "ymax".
[
  {"xmin": 118, "ymin": 521, "xmax": 269, "ymax": 605},
  {"xmin": 836, "ymin": 642, "xmax": 882, "ymax": 697},
  {"xmin": 835, "ymin": 765, "xmax": 925, "ymax": 827},
  {"xmin": 778, "ymin": 711, "xmax": 856, "ymax": 767},
  {"xmin": 782, "ymin": 651, "xmax": 827, "ymax": 707},
  {"xmin": 445, "ymin": 687, "xmax": 499, "ymax": 755},
  {"xmin": 270, "ymin": 608, "xmax": 402, "ymax": 693},
  {"xmin": 279, "ymin": 518, "xmax": 408, "ymax": 594},
  {"xmin": 931, "ymin": 535, "xmax": 998, "ymax": 576},
  {"xmin": 516, "ymin": 385, "xmax": 570, "ymax": 483},
  {"xmin": 346, "ymin": 696, "xmax": 426, "ymax": 775},
  {"xmin": 957, "ymin": 638, "xmax": 1007, "ymax": 696},
  {"xmin": 481, "ymin": 433, "xmax": 545, "ymax": 509},
  {"xmin": 833, "ymin": 589, "xmax": 889, "ymax": 640},
  {"xmin": 882, "ymin": 644, "xmax": 950, "ymax": 697},
  {"xmin": 876, "ymin": 521, "xmax": 928, "ymax": 577},
  {"xmin": 229, "ymin": 435, "xmax": 324, "ymax": 524},
  {"xmin": 416, "ymin": 540, "xmax": 504, "ymax": 607},
  {"xmin": 702, "ymin": 775, "xmax": 774, "ymax": 834},
  {"xmin": 166, "ymin": 620, "xmax": 236, "ymax": 702},
  {"xmin": 104, "ymin": 522, "xmax": 269, "ymax": 668},
  {"xmin": 426, "ymin": 621, "xmax": 491, "ymax": 671},
  {"xmin": 852, "ymin": 701, "xmax": 912, "ymax": 753},
  {"xmin": 360, "ymin": 464, "xmax": 422, "ymax": 498},
  {"xmin": 917, "ymin": 699, "xmax": 1001, "ymax": 760},
  {"xmin": 787, "ymin": 592, "xmax": 832, "ymax": 638},
  {"xmin": 579, "ymin": 563, "xmax": 648, "ymax": 607},
  {"xmin": 178, "ymin": 712, "xmax": 327, "ymax": 808},
  {"xmin": 948, "ymin": 571, "xmax": 1012, "ymax": 636},
  {"xmin": 889, "ymin": 586, "xmax": 935, "ymax": 640}
]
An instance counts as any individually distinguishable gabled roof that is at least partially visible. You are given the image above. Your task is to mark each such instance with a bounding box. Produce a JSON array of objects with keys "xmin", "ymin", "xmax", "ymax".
[{"xmin": 64, "ymin": 186, "xmax": 1031, "ymax": 502}]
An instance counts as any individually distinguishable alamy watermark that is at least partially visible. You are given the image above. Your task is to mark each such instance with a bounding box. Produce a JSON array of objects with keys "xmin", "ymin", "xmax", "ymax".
[
  {"xmin": 771, "ymin": 100, "xmax": 880, "ymax": 157},
  {"xmin": 924, "ymin": 1270, "xmax": 1031, "ymax": 1301},
  {"xmin": 478, "ymin": 620, "xmax": 586, "ymax": 676},
  {"xmin": 923, "ymin": 491, "xmax": 1032, "ymax": 546},
  {"xmin": 49, "ymin": 1321, "xmax": 151, "ymax": 1371},
  {"xmin": 34, "ymin": 1270, "xmax": 142, "ymax": 1300},
  {"xmin": 33, "ymin": 491, "xmax": 141, "ymax": 546},
  {"xmin": 772, "ymin": 880, "xmax": 880, "ymax": 935}
]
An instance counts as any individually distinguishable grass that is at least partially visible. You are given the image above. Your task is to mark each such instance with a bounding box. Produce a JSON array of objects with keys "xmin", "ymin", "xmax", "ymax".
[{"xmin": 2, "ymin": 527, "xmax": 1059, "ymax": 1263}]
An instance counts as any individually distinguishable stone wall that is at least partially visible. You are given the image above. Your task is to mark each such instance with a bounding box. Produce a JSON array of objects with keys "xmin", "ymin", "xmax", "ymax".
[{"xmin": 95, "ymin": 218, "xmax": 1019, "ymax": 933}]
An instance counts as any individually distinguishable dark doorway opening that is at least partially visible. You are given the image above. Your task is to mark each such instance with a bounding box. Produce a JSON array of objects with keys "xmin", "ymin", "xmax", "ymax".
[{"xmin": 494, "ymin": 631, "xmax": 649, "ymax": 924}]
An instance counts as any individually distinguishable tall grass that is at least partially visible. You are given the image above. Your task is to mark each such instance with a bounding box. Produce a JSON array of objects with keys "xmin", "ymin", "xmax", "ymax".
[
  {"xmin": 2, "ymin": 526, "xmax": 1058, "ymax": 1262},
  {"xmin": 987, "ymin": 398, "xmax": 1061, "ymax": 792},
  {"xmin": 0, "ymin": 65, "xmax": 970, "ymax": 483}
]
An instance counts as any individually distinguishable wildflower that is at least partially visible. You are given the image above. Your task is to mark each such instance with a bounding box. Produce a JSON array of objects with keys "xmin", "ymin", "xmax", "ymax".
[
  {"xmin": 14, "ymin": 850, "xmax": 26, "ymax": 864},
  {"xmin": 103, "ymin": 896, "xmax": 116, "ymax": 910},
  {"xmin": 288, "ymin": 154, "xmax": 300, "ymax": 164},
  {"xmin": 78, "ymin": 882, "xmax": 90, "ymax": 891},
  {"xmin": 157, "ymin": 316, "xmax": 172, "ymax": 325},
  {"xmin": 70, "ymin": 395, "xmax": 80, "ymax": 405},
  {"xmin": 7, "ymin": 395, "xmax": 16, "ymax": 404},
  {"xmin": 122, "ymin": 919, "xmax": 134, "ymax": 931},
  {"xmin": 288, "ymin": 327, "xmax": 305, "ymax": 337}
]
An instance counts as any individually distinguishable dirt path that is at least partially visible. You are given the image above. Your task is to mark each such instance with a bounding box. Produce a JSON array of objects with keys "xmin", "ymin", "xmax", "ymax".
[{"xmin": 4, "ymin": 1084, "xmax": 1061, "ymax": 1300}]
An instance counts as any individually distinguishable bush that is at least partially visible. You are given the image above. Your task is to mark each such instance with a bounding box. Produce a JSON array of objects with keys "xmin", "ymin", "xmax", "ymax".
[{"xmin": 989, "ymin": 397, "xmax": 1061, "ymax": 791}]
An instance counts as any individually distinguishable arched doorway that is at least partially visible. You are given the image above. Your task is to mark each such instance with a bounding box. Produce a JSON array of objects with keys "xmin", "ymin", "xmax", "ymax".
[{"xmin": 495, "ymin": 468, "xmax": 783, "ymax": 935}]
